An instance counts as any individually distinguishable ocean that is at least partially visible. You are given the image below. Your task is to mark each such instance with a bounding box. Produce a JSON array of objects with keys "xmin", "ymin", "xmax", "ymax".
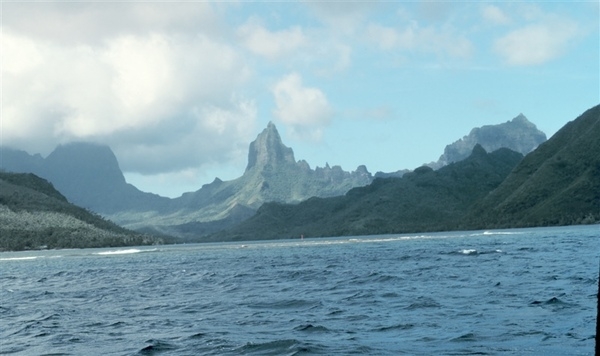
[{"xmin": 1, "ymin": 225, "xmax": 598, "ymax": 355}]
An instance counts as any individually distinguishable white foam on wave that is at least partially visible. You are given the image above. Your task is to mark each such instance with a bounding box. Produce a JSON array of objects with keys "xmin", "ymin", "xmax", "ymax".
[
  {"xmin": 459, "ymin": 249, "xmax": 477, "ymax": 255},
  {"xmin": 96, "ymin": 248, "xmax": 159, "ymax": 256},
  {"xmin": 483, "ymin": 231, "xmax": 520, "ymax": 235},
  {"xmin": 0, "ymin": 256, "xmax": 39, "ymax": 261},
  {"xmin": 96, "ymin": 249, "xmax": 142, "ymax": 255}
]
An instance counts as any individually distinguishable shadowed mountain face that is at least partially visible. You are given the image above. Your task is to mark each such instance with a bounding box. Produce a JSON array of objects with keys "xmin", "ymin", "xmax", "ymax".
[
  {"xmin": 465, "ymin": 104, "xmax": 600, "ymax": 228},
  {"xmin": 0, "ymin": 143, "xmax": 169, "ymax": 214},
  {"xmin": 428, "ymin": 114, "xmax": 546, "ymax": 170}
]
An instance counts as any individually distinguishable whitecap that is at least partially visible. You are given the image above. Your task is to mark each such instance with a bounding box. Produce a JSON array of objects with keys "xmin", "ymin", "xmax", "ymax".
[
  {"xmin": 0, "ymin": 256, "xmax": 38, "ymax": 261},
  {"xmin": 96, "ymin": 249, "xmax": 142, "ymax": 255}
]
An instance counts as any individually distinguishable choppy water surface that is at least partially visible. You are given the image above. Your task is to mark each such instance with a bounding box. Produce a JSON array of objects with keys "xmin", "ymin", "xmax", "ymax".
[{"xmin": 1, "ymin": 225, "xmax": 598, "ymax": 355}]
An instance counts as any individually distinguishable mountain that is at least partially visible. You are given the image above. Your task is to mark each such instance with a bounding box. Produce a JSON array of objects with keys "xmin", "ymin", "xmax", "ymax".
[
  {"xmin": 0, "ymin": 172, "xmax": 163, "ymax": 251},
  {"xmin": 213, "ymin": 145, "xmax": 524, "ymax": 241},
  {"xmin": 428, "ymin": 114, "xmax": 546, "ymax": 170},
  {"xmin": 0, "ymin": 143, "xmax": 170, "ymax": 214},
  {"xmin": 464, "ymin": 104, "xmax": 600, "ymax": 228},
  {"xmin": 123, "ymin": 122, "xmax": 373, "ymax": 237},
  {"xmin": 1, "ymin": 123, "xmax": 373, "ymax": 239}
]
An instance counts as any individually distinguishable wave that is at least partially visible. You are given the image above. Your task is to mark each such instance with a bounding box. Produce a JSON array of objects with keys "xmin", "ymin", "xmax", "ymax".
[
  {"xmin": 138, "ymin": 339, "xmax": 178, "ymax": 354},
  {"xmin": 482, "ymin": 230, "xmax": 521, "ymax": 236},
  {"xmin": 447, "ymin": 249, "xmax": 504, "ymax": 256},
  {"xmin": 0, "ymin": 256, "xmax": 39, "ymax": 261},
  {"xmin": 96, "ymin": 248, "xmax": 158, "ymax": 256},
  {"xmin": 235, "ymin": 339, "xmax": 317, "ymax": 355}
]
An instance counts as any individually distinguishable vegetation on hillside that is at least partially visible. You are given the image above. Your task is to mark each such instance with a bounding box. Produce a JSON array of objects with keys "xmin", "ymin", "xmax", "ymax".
[
  {"xmin": 464, "ymin": 104, "xmax": 600, "ymax": 228},
  {"xmin": 0, "ymin": 172, "xmax": 164, "ymax": 251}
]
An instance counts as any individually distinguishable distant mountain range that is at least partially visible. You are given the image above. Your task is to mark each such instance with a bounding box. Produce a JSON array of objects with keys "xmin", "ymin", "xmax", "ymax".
[
  {"xmin": 0, "ymin": 112, "xmax": 553, "ymax": 242},
  {"xmin": 213, "ymin": 145, "xmax": 524, "ymax": 241},
  {"xmin": 0, "ymin": 172, "xmax": 163, "ymax": 251},
  {"xmin": 214, "ymin": 104, "xmax": 599, "ymax": 240},
  {"xmin": 1, "ymin": 123, "xmax": 371, "ymax": 239}
]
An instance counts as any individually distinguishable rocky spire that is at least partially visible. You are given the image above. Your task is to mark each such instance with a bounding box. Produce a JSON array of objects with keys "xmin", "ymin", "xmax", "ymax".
[{"xmin": 245, "ymin": 122, "xmax": 296, "ymax": 172}]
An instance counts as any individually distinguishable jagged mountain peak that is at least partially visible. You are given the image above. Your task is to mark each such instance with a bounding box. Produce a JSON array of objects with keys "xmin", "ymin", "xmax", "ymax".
[
  {"xmin": 430, "ymin": 113, "xmax": 547, "ymax": 169},
  {"xmin": 245, "ymin": 122, "xmax": 296, "ymax": 172}
]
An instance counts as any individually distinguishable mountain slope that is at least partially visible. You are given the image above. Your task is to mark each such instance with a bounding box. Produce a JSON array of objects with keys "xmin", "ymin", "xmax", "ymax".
[
  {"xmin": 214, "ymin": 145, "xmax": 523, "ymax": 241},
  {"xmin": 465, "ymin": 104, "xmax": 600, "ymax": 228},
  {"xmin": 0, "ymin": 172, "xmax": 163, "ymax": 251}
]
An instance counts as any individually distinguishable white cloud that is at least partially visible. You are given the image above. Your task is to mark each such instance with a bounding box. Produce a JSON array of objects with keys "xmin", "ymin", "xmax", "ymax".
[
  {"xmin": 272, "ymin": 73, "xmax": 333, "ymax": 140},
  {"xmin": 493, "ymin": 20, "xmax": 580, "ymax": 66},
  {"xmin": 481, "ymin": 5, "xmax": 511, "ymax": 25},
  {"xmin": 2, "ymin": 2, "xmax": 220, "ymax": 45},
  {"xmin": 237, "ymin": 19, "xmax": 308, "ymax": 60},
  {"xmin": 1, "ymin": 22, "xmax": 255, "ymax": 175},
  {"xmin": 305, "ymin": 1, "xmax": 374, "ymax": 35},
  {"xmin": 366, "ymin": 23, "xmax": 473, "ymax": 59}
]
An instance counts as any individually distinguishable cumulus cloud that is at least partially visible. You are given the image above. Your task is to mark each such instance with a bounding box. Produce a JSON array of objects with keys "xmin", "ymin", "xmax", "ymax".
[
  {"xmin": 272, "ymin": 73, "xmax": 333, "ymax": 140},
  {"xmin": 237, "ymin": 18, "xmax": 308, "ymax": 60},
  {"xmin": 1, "ymin": 2, "xmax": 256, "ymax": 175},
  {"xmin": 493, "ymin": 19, "xmax": 580, "ymax": 66}
]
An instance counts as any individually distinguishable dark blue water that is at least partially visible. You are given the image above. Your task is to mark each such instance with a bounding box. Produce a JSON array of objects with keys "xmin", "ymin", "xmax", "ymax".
[{"xmin": 1, "ymin": 225, "xmax": 598, "ymax": 355}]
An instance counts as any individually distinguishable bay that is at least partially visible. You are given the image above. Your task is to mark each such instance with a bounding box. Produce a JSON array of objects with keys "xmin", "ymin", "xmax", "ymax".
[{"xmin": 1, "ymin": 225, "xmax": 598, "ymax": 355}]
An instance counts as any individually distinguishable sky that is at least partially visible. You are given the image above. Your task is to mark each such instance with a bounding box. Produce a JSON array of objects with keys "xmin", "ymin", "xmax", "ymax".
[{"xmin": 1, "ymin": 1, "xmax": 599, "ymax": 198}]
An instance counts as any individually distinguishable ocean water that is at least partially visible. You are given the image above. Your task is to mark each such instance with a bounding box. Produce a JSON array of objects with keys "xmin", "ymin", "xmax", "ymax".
[{"xmin": 1, "ymin": 225, "xmax": 598, "ymax": 355}]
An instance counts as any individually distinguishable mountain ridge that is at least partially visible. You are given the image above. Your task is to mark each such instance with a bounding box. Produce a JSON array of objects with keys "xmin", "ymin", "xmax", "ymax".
[
  {"xmin": 213, "ymin": 144, "xmax": 524, "ymax": 241},
  {"xmin": 214, "ymin": 104, "xmax": 599, "ymax": 241},
  {"xmin": 0, "ymin": 113, "xmax": 552, "ymax": 240},
  {"xmin": 1, "ymin": 123, "xmax": 373, "ymax": 239}
]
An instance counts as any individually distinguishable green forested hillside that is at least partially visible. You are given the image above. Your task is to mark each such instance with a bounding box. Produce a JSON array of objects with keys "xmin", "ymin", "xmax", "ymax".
[
  {"xmin": 0, "ymin": 172, "xmax": 163, "ymax": 251},
  {"xmin": 214, "ymin": 145, "xmax": 523, "ymax": 241},
  {"xmin": 464, "ymin": 104, "xmax": 600, "ymax": 228}
]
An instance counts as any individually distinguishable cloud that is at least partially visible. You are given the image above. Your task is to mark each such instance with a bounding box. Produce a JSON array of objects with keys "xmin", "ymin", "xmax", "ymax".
[
  {"xmin": 272, "ymin": 73, "xmax": 333, "ymax": 140},
  {"xmin": 2, "ymin": 2, "xmax": 220, "ymax": 45},
  {"xmin": 237, "ymin": 18, "xmax": 308, "ymax": 60},
  {"xmin": 113, "ymin": 97, "xmax": 257, "ymax": 174},
  {"xmin": 493, "ymin": 19, "xmax": 580, "ymax": 66},
  {"xmin": 305, "ymin": 1, "xmax": 374, "ymax": 35},
  {"xmin": 366, "ymin": 23, "xmax": 473, "ymax": 59},
  {"xmin": 481, "ymin": 5, "xmax": 510, "ymax": 25},
  {"xmin": 417, "ymin": 2, "xmax": 453, "ymax": 23},
  {"xmin": 2, "ymin": 7, "xmax": 255, "ymax": 175}
]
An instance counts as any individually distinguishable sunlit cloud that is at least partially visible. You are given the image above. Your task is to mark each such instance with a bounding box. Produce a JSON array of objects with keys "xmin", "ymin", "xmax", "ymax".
[
  {"xmin": 494, "ymin": 20, "xmax": 579, "ymax": 66},
  {"xmin": 272, "ymin": 73, "xmax": 333, "ymax": 141},
  {"xmin": 237, "ymin": 18, "xmax": 308, "ymax": 61}
]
